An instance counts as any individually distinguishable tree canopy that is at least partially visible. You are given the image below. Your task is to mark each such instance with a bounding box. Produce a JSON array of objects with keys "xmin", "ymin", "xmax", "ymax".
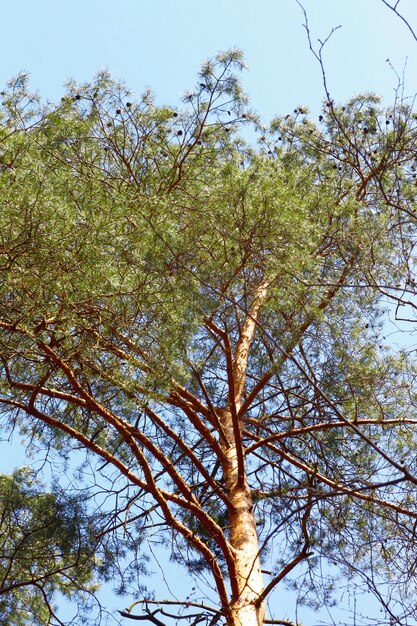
[
  {"xmin": 1, "ymin": 48, "xmax": 417, "ymax": 625},
  {"xmin": 0, "ymin": 468, "xmax": 105, "ymax": 626}
]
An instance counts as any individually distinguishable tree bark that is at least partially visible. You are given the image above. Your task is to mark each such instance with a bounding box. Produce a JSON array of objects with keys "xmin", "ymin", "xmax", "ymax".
[
  {"xmin": 218, "ymin": 408, "xmax": 265, "ymax": 626},
  {"xmin": 217, "ymin": 279, "xmax": 271, "ymax": 625}
]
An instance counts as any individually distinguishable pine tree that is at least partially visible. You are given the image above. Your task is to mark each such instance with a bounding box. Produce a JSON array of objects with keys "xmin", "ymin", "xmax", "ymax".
[{"xmin": 1, "ymin": 51, "xmax": 417, "ymax": 624}]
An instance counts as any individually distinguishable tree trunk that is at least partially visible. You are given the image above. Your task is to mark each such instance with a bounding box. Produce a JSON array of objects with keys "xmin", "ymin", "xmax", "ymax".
[
  {"xmin": 215, "ymin": 280, "xmax": 270, "ymax": 624},
  {"xmin": 218, "ymin": 407, "xmax": 265, "ymax": 626}
]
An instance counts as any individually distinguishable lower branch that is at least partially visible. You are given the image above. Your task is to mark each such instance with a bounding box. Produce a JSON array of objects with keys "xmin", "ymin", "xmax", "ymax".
[{"xmin": 119, "ymin": 599, "xmax": 223, "ymax": 625}]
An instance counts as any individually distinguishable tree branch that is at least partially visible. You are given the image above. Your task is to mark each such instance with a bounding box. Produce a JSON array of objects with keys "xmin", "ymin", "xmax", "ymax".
[{"xmin": 380, "ymin": 0, "xmax": 417, "ymax": 42}]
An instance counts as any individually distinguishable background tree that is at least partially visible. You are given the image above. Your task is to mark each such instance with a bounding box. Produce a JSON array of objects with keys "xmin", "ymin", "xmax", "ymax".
[
  {"xmin": 0, "ymin": 468, "xmax": 101, "ymax": 626},
  {"xmin": 1, "ymin": 48, "xmax": 417, "ymax": 626}
]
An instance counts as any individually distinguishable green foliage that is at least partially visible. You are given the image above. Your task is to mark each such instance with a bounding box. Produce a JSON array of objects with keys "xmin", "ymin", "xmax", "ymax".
[
  {"xmin": 0, "ymin": 468, "xmax": 100, "ymax": 625},
  {"xmin": 0, "ymin": 50, "xmax": 417, "ymax": 624}
]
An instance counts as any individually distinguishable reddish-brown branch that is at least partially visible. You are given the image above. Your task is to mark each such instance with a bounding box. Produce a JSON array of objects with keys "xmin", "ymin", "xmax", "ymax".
[
  {"xmin": 170, "ymin": 382, "xmax": 220, "ymax": 430},
  {"xmin": 282, "ymin": 348, "xmax": 417, "ymax": 487},
  {"xmin": 2, "ymin": 394, "xmax": 233, "ymax": 609},
  {"xmin": 142, "ymin": 404, "xmax": 231, "ymax": 507},
  {"xmin": 245, "ymin": 430, "xmax": 417, "ymax": 519},
  {"xmin": 244, "ymin": 417, "xmax": 417, "ymax": 454},
  {"xmin": 238, "ymin": 252, "xmax": 359, "ymax": 418},
  {"xmin": 122, "ymin": 417, "xmax": 233, "ymax": 610},
  {"xmin": 169, "ymin": 390, "xmax": 225, "ymax": 459},
  {"xmin": 0, "ymin": 396, "xmax": 148, "ymax": 491},
  {"xmin": 188, "ymin": 361, "xmax": 229, "ymax": 442},
  {"xmin": 206, "ymin": 318, "xmax": 246, "ymax": 489},
  {"xmin": 256, "ymin": 474, "xmax": 315, "ymax": 607},
  {"xmin": 3, "ymin": 345, "xmax": 237, "ymax": 588}
]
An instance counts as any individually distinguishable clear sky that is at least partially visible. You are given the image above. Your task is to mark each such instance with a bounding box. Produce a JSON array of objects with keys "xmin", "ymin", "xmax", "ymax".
[
  {"xmin": 1, "ymin": 1, "xmax": 417, "ymax": 119},
  {"xmin": 2, "ymin": 1, "xmax": 417, "ymax": 625}
]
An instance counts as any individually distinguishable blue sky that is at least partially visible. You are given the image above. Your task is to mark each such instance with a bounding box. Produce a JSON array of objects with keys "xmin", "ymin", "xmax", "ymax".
[
  {"xmin": 2, "ymin": 1, "xmax": 417, "ymax": 624},
  {"xmin": 2, "ymin": 1, "xmax": 417, "ymax": 119}
]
